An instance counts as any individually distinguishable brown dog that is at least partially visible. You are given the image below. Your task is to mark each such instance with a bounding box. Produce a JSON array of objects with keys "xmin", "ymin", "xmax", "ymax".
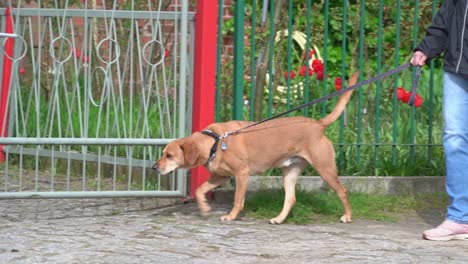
[{"xmin": 153, "ymin": 72, "xmax": 358, "ymax": 224}]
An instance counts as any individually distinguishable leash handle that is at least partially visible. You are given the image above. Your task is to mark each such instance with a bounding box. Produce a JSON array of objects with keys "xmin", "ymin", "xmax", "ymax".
[{"xmin": 408, "ymin": 65, "xmax": 422, "ymax": 106}]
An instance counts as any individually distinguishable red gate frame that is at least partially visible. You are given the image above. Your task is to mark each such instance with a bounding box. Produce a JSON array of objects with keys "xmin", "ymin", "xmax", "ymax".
[
  {"xmin": 0, "ymin": 7, "xmax": 15, "ymax": 162},
  {"xmin": 190, "ymin": 1, "xmax": 218, "ymax": 198}
]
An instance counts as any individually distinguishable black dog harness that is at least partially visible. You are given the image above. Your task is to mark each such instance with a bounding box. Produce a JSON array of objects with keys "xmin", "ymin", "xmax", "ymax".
[
  {"xmin": 201, "ymin": 130, "xmax": 221, "ymax": 161},
  {"xmin": 201, "ymin": 129, "xmax": 230, "ymax": 161}
]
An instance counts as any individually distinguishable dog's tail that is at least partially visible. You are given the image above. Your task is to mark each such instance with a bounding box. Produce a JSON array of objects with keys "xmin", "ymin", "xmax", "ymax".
[{"xmin": 319, "ymin": 72, "xmax": 359, "ymax": 127}]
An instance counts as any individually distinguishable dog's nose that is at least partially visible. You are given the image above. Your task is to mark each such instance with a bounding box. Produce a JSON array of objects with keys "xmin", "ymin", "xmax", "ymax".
[{"xmin": 152, "ymin": 163, "xmax": 159, "ymax": 172}]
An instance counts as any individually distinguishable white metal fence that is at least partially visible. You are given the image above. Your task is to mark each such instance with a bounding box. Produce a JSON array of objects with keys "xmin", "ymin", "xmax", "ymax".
[{"xmin": 0, "ymin": 1, "xmax": 193, "ymax": 198}]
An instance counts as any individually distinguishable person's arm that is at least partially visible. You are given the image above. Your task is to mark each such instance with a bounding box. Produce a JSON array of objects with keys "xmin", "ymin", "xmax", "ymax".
[{"xmin": 412, "ymin": 0, "xmax": 455, "ymax": 64}]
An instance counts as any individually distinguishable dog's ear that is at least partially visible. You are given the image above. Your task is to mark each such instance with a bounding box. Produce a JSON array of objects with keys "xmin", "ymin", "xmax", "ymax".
[{"xmin": 180, "ymin": 141, "xmax": 200, "ymax": 166}]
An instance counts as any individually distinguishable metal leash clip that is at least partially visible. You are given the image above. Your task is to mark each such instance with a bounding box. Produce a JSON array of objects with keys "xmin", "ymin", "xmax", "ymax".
[{"xmin": 220, "ymin": 132, "xmax": 230, "ymax": 151}]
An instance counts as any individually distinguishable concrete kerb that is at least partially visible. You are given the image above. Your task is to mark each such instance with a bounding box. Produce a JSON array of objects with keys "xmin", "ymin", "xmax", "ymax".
[{"xmin": 213, "ymin": 176, "xmax": 446, "ymax": 200}]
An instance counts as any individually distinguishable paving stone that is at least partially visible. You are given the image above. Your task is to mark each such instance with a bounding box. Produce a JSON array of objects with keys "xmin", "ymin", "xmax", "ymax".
[{"xmin": 0, "ymin": 199, "xmax": 467, "ymax": 263}]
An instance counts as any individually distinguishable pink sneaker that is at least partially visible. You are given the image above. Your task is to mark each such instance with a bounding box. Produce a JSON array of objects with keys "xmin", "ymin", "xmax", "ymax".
[{"xmin": 423, "ymin": 220, "xmax": 468, "ymax": 241}]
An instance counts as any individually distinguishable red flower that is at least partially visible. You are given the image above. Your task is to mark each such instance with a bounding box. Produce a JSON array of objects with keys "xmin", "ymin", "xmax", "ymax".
[
  {"xmin": 298, "ymin": 66, "xmax": 314, "ymax": 76},
  {"xmin": 19, "ymin": 68, "xmax": 25, "ymax": 74},
  {"xmin": 312, "ymin": 60, "xmax": 324, "ymax": 81},
  {"xmin": 72, "ymin": 48, "xmax": 82, "ymax": 58},
  {"xmin": 82, "ymin": 56, "xmax": 89, "ymax": 63},
  {"xmin": 303, "ymin": 50, "xmax": 315, "ymax": 60},
  {"xmin": 396, "ymin": 87, "xmax": 406, "ymax": 101},
  {"xmin": 312, "ymin": 59, "xmax": 324, "ymax": 72},
  {"xmin": 396, "ymin": 87, "xmax": 423, "ymax": 107},
  {"xmin": 284, "ymin": 71, "xmax": 295, "ymax": 80},
  {"xmin": 401, "ymin": 91, "xmax": 411, "ymax": 103},
  {"xmin": 316, "ymin": 70, "xmax": 324, "ymax": 81},
  {"xmin": 299, "ymin": 66, "xmax": 306, "ymax": 76},
  {"xmin": 335, "ymin": 77, "xmax": 342, "ymax": 90},
  {"xmin": 164, "ymin": 49, "xmax": 170, "ymax": 58},
  {"xmin": 414, "ymin": 94, "xmax": 424, "ymax": 107}
]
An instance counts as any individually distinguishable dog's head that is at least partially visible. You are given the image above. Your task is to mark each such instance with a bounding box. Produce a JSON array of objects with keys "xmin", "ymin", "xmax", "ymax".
[{"xmin": 152, "ymin": 139, "xmax": 200, "ymax": 175}]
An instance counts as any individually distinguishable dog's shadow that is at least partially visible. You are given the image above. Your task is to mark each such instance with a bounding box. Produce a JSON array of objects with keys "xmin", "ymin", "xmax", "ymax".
[{"xmin": 151, "ymin": 200, "xmax": 236, "ymax": 220}]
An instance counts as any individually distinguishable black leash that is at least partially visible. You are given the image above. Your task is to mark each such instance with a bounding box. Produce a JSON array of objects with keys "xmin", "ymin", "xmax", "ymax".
[
  {"xmin": 231, "ymin": 62, "xmax": 421, "ymax": 135},
  {"xmin": 201, "ymin": 63, "xmax": 421, "ymax": 160},
  {"xmin": 408, "ymin": 64, "xmax": 422, "ymax": 107}
]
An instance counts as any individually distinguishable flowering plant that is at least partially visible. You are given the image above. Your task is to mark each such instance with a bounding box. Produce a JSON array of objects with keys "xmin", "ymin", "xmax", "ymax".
[
  {"xmin": 279, "ymin": 45, "xmax": 345, "ymax": 99},
  {"xmin": 396, "ymin": 87, "xmax": 423, "ymax": 107}
]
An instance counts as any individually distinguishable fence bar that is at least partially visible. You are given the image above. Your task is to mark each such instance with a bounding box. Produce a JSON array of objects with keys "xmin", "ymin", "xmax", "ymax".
[
  {"xmin": 267, "ymin": 0, "xmax": 275, "ymax": 118},
  {"xmin": 304, "ymin": 0, "xmax": 312, "ymax": 116},
  {"xmin": 2, "ymin": 8, "xmax": 194, "ymax": 20},
  {"xmin": 410, "ymin": 0, "xmax": 420, "ymax": 163},
  {"xmin": 321, "ymin": 0, "xmax": 330, "ymax": 115},
  {"xmin": 4, "ymin": 146, "xmax": 156, "ymax": 167},
  {"xmin": 248, "ymin": 0, "xmax": 256, "ymax": 121},
  {"xmin": 392, "ymin": 0, "xmax": 402, "ymax": 165},
  {"xmin": 0, "ymin": 33, "xmax": 18, "ymax": 38},
  {"xmin": 215, "ymin": 0, "xmax": 225, "ymax": 122},
  {"xmin": 285, "ymin": 0, "xmax": 293, "ymax": 111},
  {"xmin": 0, "ymin": 137, "xmax": 173, "ymax": 145},
  {"xmin": 232, "ymin": 0, "xmax": 245, "ymax": 120},
  {"xmin": 0, "ymin": 190, "xmax": 184, "ymax": 199},
  {"xmin": 356, "ymin": 0, "xmax": 366, "ymax": 164},
  {"xmin": 178, "ymin": 0, "xmax": 190, "ymax": 197},
  {"xmin": 374, "ymin": 0, "xmax": 384, "ymax": 175},
  {"xmin": 427, "ymin": 0, "xmax": 438, "ymax": 162},
  {"xmin": 338, "ymin": 0, "xmax": 348, "ymax": 169}
]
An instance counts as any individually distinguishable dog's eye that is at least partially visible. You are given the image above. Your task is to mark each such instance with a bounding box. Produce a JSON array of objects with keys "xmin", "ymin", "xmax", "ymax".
[{"xmin": 166, "ymin": 153, "xmax": 173, "ymax": 159}]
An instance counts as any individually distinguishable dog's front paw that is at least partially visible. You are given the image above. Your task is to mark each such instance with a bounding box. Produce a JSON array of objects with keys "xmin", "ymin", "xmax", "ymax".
[
  {"xmin": 269, "ymin": 217, "xmax": 284, "ymax": 225},
  {"xmin": 200, "ymin": 209, "xmax": 211, "ymax": 217},
  {"xmin": 199, "ymin": 205, "xmax": 211, "ymax": 217},
  {"xmin": 340, "ymin": 215, "xmax": 352, "ymax": 223},
  {"xmin": 220, "ymin": 214, "xmax": 235, "ymax": 221}
]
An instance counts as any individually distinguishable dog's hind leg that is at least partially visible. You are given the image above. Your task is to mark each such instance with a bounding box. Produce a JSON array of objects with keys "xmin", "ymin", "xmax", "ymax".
[
  {"xmin": 270, "ymin": 163, "xmax": 306, "ymax": 224},
  {"xmin": 306, "ymin": 139, "xmax": 353, "ymax": 223},
  {"xmin": 195, "ymin": 174, "xmax": 230, "ymax": 216},
  {"xmin": 318, "ymin": 167, "xmax": 352, "ymax": 223}
]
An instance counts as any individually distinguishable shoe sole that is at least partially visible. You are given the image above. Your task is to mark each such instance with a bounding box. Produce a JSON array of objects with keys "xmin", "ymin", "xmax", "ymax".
[{"xmin": 423, "ymin": 233, "xmax": 468, "ymax": 241}]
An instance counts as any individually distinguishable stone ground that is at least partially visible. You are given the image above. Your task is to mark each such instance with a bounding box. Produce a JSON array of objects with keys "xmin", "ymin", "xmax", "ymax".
[{"xmin": 0, "ymin": 197, "xmax": 467, "ymax": 264}]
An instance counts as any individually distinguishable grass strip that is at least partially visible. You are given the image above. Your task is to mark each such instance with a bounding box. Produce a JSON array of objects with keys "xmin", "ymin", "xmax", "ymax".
[{"xmin": 244, "ymin": 189, "xmax": 448, "ymax": 224}]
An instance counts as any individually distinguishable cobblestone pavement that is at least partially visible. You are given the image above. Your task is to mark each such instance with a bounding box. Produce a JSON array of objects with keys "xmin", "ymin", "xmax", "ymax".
[{"xmin": 0, "ymin": 198, "xmax": 467, "ymax": 264}]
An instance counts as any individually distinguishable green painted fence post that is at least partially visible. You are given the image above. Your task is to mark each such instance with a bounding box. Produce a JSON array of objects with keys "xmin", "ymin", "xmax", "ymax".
[
  {"xmin": 410, "ymin": 0, "xmax": 420, "ymax": 163},
  {"xmin": 249, "ymin": 0, "xmax": 257, "ymax": 121},
  {"xmin": 233, "ymin": 0, "xmax": 245, "ymax": 120},
  {"xmin": 427, "ymin": 0, "xmax": 438, "ymax": 162},
  {"xmin": 338, "ymin": 0, "xmax": 348, "ymax": 170},
  {"xmin": 392, "ymin": 0, "xmax": 401, "ymax": 165},
  {"xmin": 356, "ymin": 0, "xmax": 366, "ymax": 164},
  {"xmin": 374, "ymin": 0, "xmax": 384, "ymax": 175}
]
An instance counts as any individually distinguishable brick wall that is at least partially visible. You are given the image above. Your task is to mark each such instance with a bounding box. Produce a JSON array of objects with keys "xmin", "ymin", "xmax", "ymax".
[{"xmin": 221, "ymin": 0, "xmax": 234, "ymax": 57}]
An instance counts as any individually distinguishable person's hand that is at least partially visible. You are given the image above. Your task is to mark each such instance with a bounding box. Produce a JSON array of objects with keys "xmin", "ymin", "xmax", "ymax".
[{"xmin": 410, "ymin": 51, "xmax": 428, "ymax": 66}]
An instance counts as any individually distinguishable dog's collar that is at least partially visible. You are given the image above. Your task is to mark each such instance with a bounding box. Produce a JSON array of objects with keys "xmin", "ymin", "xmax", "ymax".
[{"xmin": 201, "ymin": 129, "xmax": 220, "ymax": 161}]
